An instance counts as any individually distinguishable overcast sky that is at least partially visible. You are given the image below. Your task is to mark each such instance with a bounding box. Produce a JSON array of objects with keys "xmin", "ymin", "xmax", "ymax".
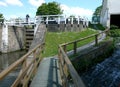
[{"xmin": 0, "ymin": 0, "xmax": 102, "ymax": 20}]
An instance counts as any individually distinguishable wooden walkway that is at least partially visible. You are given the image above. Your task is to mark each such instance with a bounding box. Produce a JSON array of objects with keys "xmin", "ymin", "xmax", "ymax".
[{"xmin": 30, "ymin": 57, "xmax": 62, "ymax": 87}]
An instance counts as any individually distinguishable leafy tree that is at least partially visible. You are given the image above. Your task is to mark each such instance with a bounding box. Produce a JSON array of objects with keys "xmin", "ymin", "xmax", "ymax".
[
  {"xmin": 0, "ymin": 13, "xmax": 4, "ymax": 23},
  {"xmin": 92, "ymin": 5, "xmax": 102, "ymax": 23},
  {"xmin": 0, "ymin": 14, "xmax": 3, "ymax": 18},
  {"xmin": 36, "ymin": 1, "xmax": 63, "ymax": 15},
  {"xmin": 36, "ymin": 3, "xmax": 48, "ymax": 15},
  {"xmin": 93, "ymin": 5, "xmax": 102, "ymax": 15}
]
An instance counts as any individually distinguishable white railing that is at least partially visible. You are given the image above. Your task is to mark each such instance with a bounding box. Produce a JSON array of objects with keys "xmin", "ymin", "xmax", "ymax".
[
  {"xmin": 36, "ymin": 15, "xmax": 89, "ymax": 26},
  {"xmin": 0, "ymin": 18, "xmax": 36, "ymax": 26},
  {"xmin": 0, "ymin": 15, "xmax": 89, "ymax": 26}
]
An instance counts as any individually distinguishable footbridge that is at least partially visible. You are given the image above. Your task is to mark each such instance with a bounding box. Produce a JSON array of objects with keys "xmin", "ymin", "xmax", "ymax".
[
  {"xmin": 0, "ymin": 15, "xmax": 110, "ymax": 87},
  {"xmin": 0, "ymin": 25, "xmax": 110, "ymax": 87}
]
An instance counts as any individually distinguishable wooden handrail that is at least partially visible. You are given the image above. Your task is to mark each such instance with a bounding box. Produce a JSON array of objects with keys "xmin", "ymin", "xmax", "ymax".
[
  {"xmin": 58, "ymin": 29, "xmax": 109, "ymax": 87},
  {"xmin": 59, "ymin": 46, "xmax": 86, "ymax": 87},
  {"xmin": 0, "ymin": 42, "xmax": 45, "ymax": 87},
  {"xmin": 61, "ymin": 29, "xmax": 109, "ymax": 47}
]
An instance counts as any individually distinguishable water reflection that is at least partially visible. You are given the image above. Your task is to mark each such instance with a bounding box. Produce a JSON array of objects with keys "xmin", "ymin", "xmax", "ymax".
[{"xmin": 0, "ymin": 50, "xmax": 26, "ymax": 72}]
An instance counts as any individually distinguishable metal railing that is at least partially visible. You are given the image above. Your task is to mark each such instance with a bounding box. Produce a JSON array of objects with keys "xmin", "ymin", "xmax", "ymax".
[
  {"xmin": 36, "ymin": 15, "xmax": 89, "ymax": 25},
  {"xmin": 0, "ymin": 18, "xmax": 36, "ymax": 26},
  {"xmin": 0, "ymin": 42, "xmax": 45, "ymax": 87},
  {"xmin": 58, "ymin": 29, "xmax": 109, "ymax": 87}
]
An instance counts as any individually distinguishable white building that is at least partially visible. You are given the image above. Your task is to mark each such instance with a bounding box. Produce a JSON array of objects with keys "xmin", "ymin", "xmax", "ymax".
[{"xmin": 100, "ymin": 0, "xmax": 120, "ymax": 28}]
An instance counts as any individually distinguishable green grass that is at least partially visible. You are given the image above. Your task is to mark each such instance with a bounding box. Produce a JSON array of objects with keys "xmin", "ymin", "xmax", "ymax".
[{"xmin": 43, "ymin": 28, "xmax": 98, "ymax": 57}]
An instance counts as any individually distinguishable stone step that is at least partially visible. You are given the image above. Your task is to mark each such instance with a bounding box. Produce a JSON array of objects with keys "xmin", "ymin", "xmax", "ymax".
[
  {"xmin": 26, "ymin": 40, "xmax": 32, "ymax": 43},
  {"xmin": 26, "ymin": 36, "xmax": 34, "ymax": 38},
  {"xmin": 26, "ymin": 33, "xmax": 34, "ymax": 36},
  {"xmin": 26, "ymin": 38, "xmax": 33, "ymax": 40},
  {"xmin": 26, "ymin": 36, "xmax": 33, "ymax": 39},
  {"xmin": 26, "ymin": 30, "xmax": 34, "ymax": 32},
  {"xmin": 26, "ymin": 32, "xmax": 34, "ymax": 34},
  {"xmin": 26, "ymin": 29, "xmax": 34, "ymax": 32},
  {"xmin": 26, "ymin": 47, "xmax": 29, "ymax": 50},
  {"xmin": 26, "ymin": 41, "xmax": 31, "ymax": 44}
]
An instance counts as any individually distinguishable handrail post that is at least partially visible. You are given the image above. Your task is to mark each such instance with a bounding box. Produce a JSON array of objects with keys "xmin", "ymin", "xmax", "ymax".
[
  {"xmin": 74, "ymin": 42, "xmax": 77, "ymax": 54},
  {"xmin": 58, "ymin": 47, "xmax": 64, "ymax": 86},
  {"xmin": 63, "ymin": 45, "xmax": 67, "ymax": 53},
  {"xmin": 33, "ymin": 50, "xmax": 37, "ymax": 74},
  {"xmin": 95, "ymin": 34, "xmax": 98, "ymax": 46},
  {"xmin": 105, "ymin": 29, "xmax": 110, "ymax": 36}
]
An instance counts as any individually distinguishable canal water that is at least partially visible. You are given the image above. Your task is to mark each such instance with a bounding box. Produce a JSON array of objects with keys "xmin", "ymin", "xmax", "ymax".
[
  {"xmin": 0, "ymin": 50, "xmax": 26, "ymax": 87},
  {"xmin": 81, "ymin": 37, "xmax": 120, "ymax": 87}
]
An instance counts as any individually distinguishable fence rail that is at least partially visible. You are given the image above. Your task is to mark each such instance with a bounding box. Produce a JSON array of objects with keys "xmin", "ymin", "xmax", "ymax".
[
  {"xmin": 0, "ymin": 42, "xmax": 45, "ymax": 87},
  {"xmin": 0, "ymin": 18, "xmax": 36, "ymax": 26},
  {"xmin": 58, "ymin": 29, "xmax": 109, "ymax": 87}
]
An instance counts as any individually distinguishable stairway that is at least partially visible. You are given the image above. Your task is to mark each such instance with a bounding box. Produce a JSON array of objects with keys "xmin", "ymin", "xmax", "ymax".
[{"xmin": 25, "ymin": 25, "xmax": 34, "ymax": 50}]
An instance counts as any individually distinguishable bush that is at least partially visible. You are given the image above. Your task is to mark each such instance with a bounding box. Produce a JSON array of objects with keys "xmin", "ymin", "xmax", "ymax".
[
  {"xmin": 110, "ymin": 25, "xmax": 119, "ymax": 29},
  {"xmin": 110, "ymin": 29, "xmax": 120, "ymax": 37}
]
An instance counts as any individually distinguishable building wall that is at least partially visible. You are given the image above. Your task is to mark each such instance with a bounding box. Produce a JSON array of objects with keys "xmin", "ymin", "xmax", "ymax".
[
  {"xmin": 108, "ymin": 0, "xmax": 120, "ymax": 14},
  {"xmin": 100, "ymin": 0, "xmax": 109, "ymax": 27},
  {"xmin": 100, "ymin": 0, "xmax": 120, "ymax": 28},
  {"xmin": 0, "ymin": 25, "xmax": 2, "ymax": 52}
]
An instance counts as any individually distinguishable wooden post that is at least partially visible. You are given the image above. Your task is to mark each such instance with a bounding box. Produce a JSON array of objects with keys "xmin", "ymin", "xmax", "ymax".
[
  {"xmin": 22, "ymin": 59, "xmax": 27, "ymax": 86},
  {"xmin": 33, "ymin": 50, "xmax": 37, "ymax": 74},
  {"xmin": 106, "ymin": 29, "xmax": 110, "ymax": 36},
  {"xmin": 63, "ymin": 45, "xmax": 67, "ymax": 53},
  {"xmin": 95, "ymin": 34, "xmax": 98, "ymax": 46},
  {"xmin": 74, "ymin": 42, "xmax": 77, "ymax": 54}
]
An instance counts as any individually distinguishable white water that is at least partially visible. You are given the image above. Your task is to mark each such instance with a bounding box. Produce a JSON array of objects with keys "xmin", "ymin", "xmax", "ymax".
[{"xmin": 81, "ymin": 38, "xmax": 120, "ymax": 87}]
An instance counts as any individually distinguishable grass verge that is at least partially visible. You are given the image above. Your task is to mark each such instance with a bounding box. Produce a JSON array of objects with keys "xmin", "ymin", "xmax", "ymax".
[{"xmin": 43, "ymin": 28, "xmax": 98, "ymax": 57}]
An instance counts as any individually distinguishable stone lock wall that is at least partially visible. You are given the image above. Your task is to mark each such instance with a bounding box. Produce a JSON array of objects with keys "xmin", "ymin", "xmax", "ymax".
[
  {"xmin": 7, "ymin": 26, "xmax": 26, "ymax": 52},
  {"xmin": 71, "ymin": 40, "xmax": 114, "ymax": 73},
  {"xmin": 46, "ymin": 22, "xmax": 86, "ymax": 32},
  {"xmin": 0, "ymin": 25, "xmax": 26, "ymax": 53}
]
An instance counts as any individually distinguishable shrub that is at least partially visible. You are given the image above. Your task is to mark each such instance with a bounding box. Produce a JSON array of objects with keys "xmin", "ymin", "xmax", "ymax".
[{"xmin": 110, "ymin": 25, "xmax": 119, "ymax": 29}]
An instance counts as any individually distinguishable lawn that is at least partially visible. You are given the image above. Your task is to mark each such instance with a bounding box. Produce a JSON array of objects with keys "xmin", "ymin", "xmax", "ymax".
[{"xmin": 43, "ymin": 28, "xmax": 98, "ymax": 57}]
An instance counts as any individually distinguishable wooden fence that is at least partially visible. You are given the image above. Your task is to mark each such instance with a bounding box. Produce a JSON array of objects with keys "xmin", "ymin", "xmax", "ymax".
[
  {"xmin": 0, "ymin": 43, "xmax": 45, "ymax": 87},
  {"xmin": 58, "ymin": 29, "xmax": 109, "ymax": 87}
]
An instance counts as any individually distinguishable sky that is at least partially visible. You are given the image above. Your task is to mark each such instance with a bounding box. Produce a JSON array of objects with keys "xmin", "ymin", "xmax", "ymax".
[{"xmin": 0, "ymin": 0, "xmax": 102, "ymax": 20}]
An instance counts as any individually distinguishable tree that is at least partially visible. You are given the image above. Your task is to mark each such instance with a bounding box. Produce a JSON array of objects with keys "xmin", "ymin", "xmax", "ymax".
[
  {"xmin": 0, "ymin": 14, "xmax": 3, "ymax": 18},
  {"xmin": 0, "ymin": 13, "xmax": 4, "ymax": 23},
  {"xmin": 36, "ymin": 1, "xmax": 63, "ymax": 15},
  {"xmin": 93, "ymin": 5, "xmax": 102, "ymax": 15},
  {"xmin": 92, "ymin": 5, "xmax": 102, "ymax": 23}
]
